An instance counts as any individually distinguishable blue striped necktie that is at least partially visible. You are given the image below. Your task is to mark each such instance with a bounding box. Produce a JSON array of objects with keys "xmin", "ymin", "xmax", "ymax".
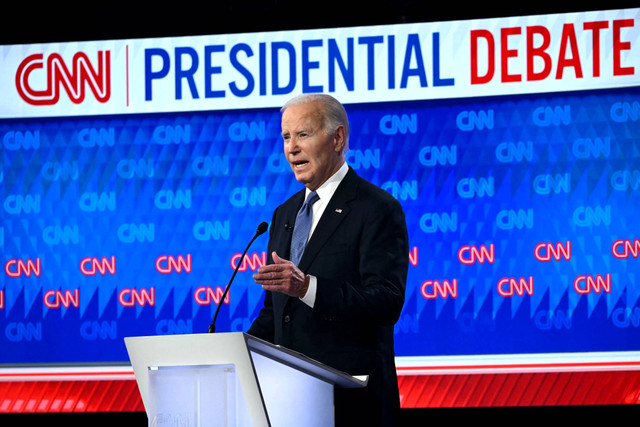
[{"xmin": 290, "ymin": 191, "xmax": 319, "ymax": 266}]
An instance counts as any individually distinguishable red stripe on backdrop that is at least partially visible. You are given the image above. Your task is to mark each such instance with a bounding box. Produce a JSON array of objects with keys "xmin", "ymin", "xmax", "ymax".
[
  {"xmin": 0, "ymin": 380, "xmax": 144, "ymax": 413},
  {"xmin": 1, "ymin": 371, "xmax": 640, "ymax": 413},
  {"xmin": 398, "ymin": 371, "xmax": 640, "ymax": 408},
  {"xmin": 396, "ymin": 360, "xmax": 640, "ymax": 373}
]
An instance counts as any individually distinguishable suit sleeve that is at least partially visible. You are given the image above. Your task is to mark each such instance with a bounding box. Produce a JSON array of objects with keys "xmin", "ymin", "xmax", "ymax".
[{"xmin": 312, "ymin": 195, "xmax": 409, "ymax": 326}]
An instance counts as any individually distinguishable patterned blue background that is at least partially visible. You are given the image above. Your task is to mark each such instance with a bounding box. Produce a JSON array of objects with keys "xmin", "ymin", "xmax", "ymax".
[{"xmin": 2, "ymin": 86, "xmax": 639, "ymax": 363}]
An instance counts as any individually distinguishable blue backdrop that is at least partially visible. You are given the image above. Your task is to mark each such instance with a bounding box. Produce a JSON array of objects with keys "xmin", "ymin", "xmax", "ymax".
[{"xmin": 2, "ymin": 86, "xmax": 639, "ymax": 363}]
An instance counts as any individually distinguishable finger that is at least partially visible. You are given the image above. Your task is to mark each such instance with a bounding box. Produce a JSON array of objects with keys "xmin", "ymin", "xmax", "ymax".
[
  {"xmin": 253, "ymin": 267, "xmax": 288, "ymax": 281},
  {"xmin": 271, "ymin": 251, "xmax": 290, "ymax": 264},
  {"xmin": 256, "ymin": 263, "xmax": 280, "ymax": 274},
  {"xmin": 254, "ymin": 274, "xmax": 284, "ymax": 284}
]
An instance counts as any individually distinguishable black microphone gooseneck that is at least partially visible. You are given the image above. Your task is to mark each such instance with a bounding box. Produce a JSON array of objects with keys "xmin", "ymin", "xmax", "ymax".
[{"xmin": 208, "ymin": 221, "xmax": 268, "ymax": 333}]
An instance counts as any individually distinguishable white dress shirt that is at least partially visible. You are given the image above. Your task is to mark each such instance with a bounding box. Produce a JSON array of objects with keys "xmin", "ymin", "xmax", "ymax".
[{"xmin": 299, "ymin": 161, "xmax": 349, "ymax": 308}]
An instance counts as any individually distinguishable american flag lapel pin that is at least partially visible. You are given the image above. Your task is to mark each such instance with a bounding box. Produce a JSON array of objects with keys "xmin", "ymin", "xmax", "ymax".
[{"xmin": 335, "ymin": 208, "xmax": 343, "ymax": 214}]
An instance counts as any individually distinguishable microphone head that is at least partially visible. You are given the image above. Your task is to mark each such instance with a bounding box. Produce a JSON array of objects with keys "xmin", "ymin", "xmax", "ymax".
[{"xmin": 256, "ymin": 221, "xmax": 269, "ymax": 235}]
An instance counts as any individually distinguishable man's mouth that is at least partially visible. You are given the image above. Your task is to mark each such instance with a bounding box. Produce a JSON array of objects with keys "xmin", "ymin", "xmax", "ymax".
[{"xmin": 292, "ymin": 160, "xmax": 309, "ymax": 170}]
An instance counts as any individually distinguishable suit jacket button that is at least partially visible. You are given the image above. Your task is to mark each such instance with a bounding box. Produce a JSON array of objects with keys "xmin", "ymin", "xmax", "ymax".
[{"xmin": 284, "ymin": 315, "xmax": 291, "ymax": 323}]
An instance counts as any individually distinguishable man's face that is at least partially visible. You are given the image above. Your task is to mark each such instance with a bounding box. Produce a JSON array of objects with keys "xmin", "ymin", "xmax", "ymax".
[{"xmin": 281, "ymin": 101, "xmax": 345, "ymax": 191}]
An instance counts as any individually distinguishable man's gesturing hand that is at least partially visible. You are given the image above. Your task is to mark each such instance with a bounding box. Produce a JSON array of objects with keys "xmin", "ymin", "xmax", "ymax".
[{"xmin": 253, "ymin": 252, "xmax": 310, "ymax": 298}]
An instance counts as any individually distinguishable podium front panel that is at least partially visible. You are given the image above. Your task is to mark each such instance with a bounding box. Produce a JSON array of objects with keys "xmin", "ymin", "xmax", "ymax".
[{"xmin": 147, "ymin": 364, "xmax": 252, "ymax": 427}]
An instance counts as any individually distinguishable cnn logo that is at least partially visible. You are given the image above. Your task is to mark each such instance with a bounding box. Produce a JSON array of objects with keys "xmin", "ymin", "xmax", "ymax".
[{"xmin": 16, "ymin": 51, "xmax": 111, "ymax": 105}]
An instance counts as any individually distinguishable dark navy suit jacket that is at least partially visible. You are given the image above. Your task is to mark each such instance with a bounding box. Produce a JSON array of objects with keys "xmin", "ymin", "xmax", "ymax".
[{"xmin": 248, "ymin": 167, "xmax": 409, "ymax": 426}]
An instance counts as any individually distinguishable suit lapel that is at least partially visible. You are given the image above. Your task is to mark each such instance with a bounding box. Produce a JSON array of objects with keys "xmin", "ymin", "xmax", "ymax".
[{"xmin": 297, "ymin": 168, "xmax": 358, "ymax": 272}]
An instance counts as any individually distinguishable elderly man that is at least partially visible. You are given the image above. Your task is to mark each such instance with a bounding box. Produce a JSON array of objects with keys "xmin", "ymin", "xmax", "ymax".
[{"xmin": 248, "ymin": 94, "xmax": 409, "ymax": 426}]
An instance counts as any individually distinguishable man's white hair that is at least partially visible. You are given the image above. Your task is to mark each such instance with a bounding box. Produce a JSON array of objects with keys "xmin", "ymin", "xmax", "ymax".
[{"xmin": 281, "ymin": 94, "xmax": 350, "ymax": 150}]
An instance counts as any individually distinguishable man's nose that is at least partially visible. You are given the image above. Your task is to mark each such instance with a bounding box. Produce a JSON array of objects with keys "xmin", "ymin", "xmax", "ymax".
[{"xmin": 285, "ymin": 138, "xmax": 300, "ymax": 153}]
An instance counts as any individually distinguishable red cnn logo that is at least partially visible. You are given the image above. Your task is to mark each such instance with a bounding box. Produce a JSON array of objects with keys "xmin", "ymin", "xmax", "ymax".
[
  {"xmin": 230, "ymin": 252, "xmax": 267, "ymax": 272},
  {"xmin": 156, "ymin": 254, "xmax": 192, "ymax": 274},
  {"xmin": 612, "ymin": 239, "xmax": 640, "ymax": 259},
  {"xmin": 119, "ymin": 288, "xmax": 155, "ymax": 307},
  {"xmin": 458, "ymin": 244, "xmax": 494, "ymax": 265},
  {"xmin": 15, "ymin": 51, "xmax": 111, "ymax": 105},
  {"xmin": 534, "ymin": 241, "xmax": 571, "ymax": 262},
  {"xmin": 574, "ymin": 274, "xmax": 611, "ymax": 294},
  {"xmin": 44, "ymin": 289, "xmax": 80, "ymax": 309},
  {"xmin": 80, "ymin": 256, "xmax": 116, "ymax": 276},
  {"xmin": 194, "ymin": 286, "xmax": 230, "ymax": 306},
  {"xmin": 497, "ymin": 277, "xmax": 534, "ymax": 297},
  {"xmin": 421, "ymin": 279, "xmax": 458, "ymax": 299},
  {"xmin": 408, "ymin": 247, "xmax": 418, "ymax": 267},
  {"xmin": 5, "ymin": 258, "xmax": 41, "ymax": 277}
]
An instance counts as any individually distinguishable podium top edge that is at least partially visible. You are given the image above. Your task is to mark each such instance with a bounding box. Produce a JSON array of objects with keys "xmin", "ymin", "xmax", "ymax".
[
  {"xmin": 124, "ymin": 333, "xmax": 368, "ymax": 388},
  {"xmin": 244, "ymin": 334, "xmax": 368, "ymax": 388}
]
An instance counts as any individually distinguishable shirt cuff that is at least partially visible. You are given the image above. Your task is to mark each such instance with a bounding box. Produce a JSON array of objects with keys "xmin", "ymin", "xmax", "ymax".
[{"xmin": 299, "ymin": 274, "xmax": 317, "ymax": 308}]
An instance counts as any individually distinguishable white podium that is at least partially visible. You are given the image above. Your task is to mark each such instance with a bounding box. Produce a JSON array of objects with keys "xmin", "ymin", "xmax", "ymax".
[{"xmin": 125, "ymin": 332, "xmax": 368, "ymax": 427}]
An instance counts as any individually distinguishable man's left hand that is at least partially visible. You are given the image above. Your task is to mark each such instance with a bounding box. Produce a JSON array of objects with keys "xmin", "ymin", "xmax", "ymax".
[{"xmin": 253, "ymin": 251, "xmax": 309, "ymax": 298}]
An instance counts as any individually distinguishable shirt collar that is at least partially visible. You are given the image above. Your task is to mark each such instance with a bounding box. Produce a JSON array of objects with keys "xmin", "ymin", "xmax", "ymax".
[{"xmin": 305, "ymin": 161, "xmax": 348, "ymax": 202}]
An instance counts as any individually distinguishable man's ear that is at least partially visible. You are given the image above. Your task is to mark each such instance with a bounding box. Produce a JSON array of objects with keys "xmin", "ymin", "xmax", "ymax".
[{"xmin": 333, "ymin": 125, "xmax": 346, "ymax": 152}]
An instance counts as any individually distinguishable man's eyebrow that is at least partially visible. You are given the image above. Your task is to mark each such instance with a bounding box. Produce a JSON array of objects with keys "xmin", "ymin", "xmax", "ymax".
[{"xmin": 282, "ymin": 128, "xmax": 310, "ymax": 136}]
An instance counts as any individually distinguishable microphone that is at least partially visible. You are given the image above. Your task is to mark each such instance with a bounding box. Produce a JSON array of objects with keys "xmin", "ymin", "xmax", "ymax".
[
  {"xmin": 207, "ymin": 221, "xmax": 269, "ymax": 333},
  {"xmin": 285, "ymin": 221, "xmax": 294, "ymax": 232}
]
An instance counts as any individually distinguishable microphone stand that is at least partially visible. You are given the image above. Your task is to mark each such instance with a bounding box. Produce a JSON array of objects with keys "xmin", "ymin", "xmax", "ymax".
[{"xmin": 208, "ymin": 222, "xmax": 267, "ymax": 333}]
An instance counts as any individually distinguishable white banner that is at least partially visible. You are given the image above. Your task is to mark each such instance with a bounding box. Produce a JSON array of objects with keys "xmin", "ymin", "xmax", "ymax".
[{"xmin": 1, "ymin": 7, "xmax": 638, "ymax": 118}]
